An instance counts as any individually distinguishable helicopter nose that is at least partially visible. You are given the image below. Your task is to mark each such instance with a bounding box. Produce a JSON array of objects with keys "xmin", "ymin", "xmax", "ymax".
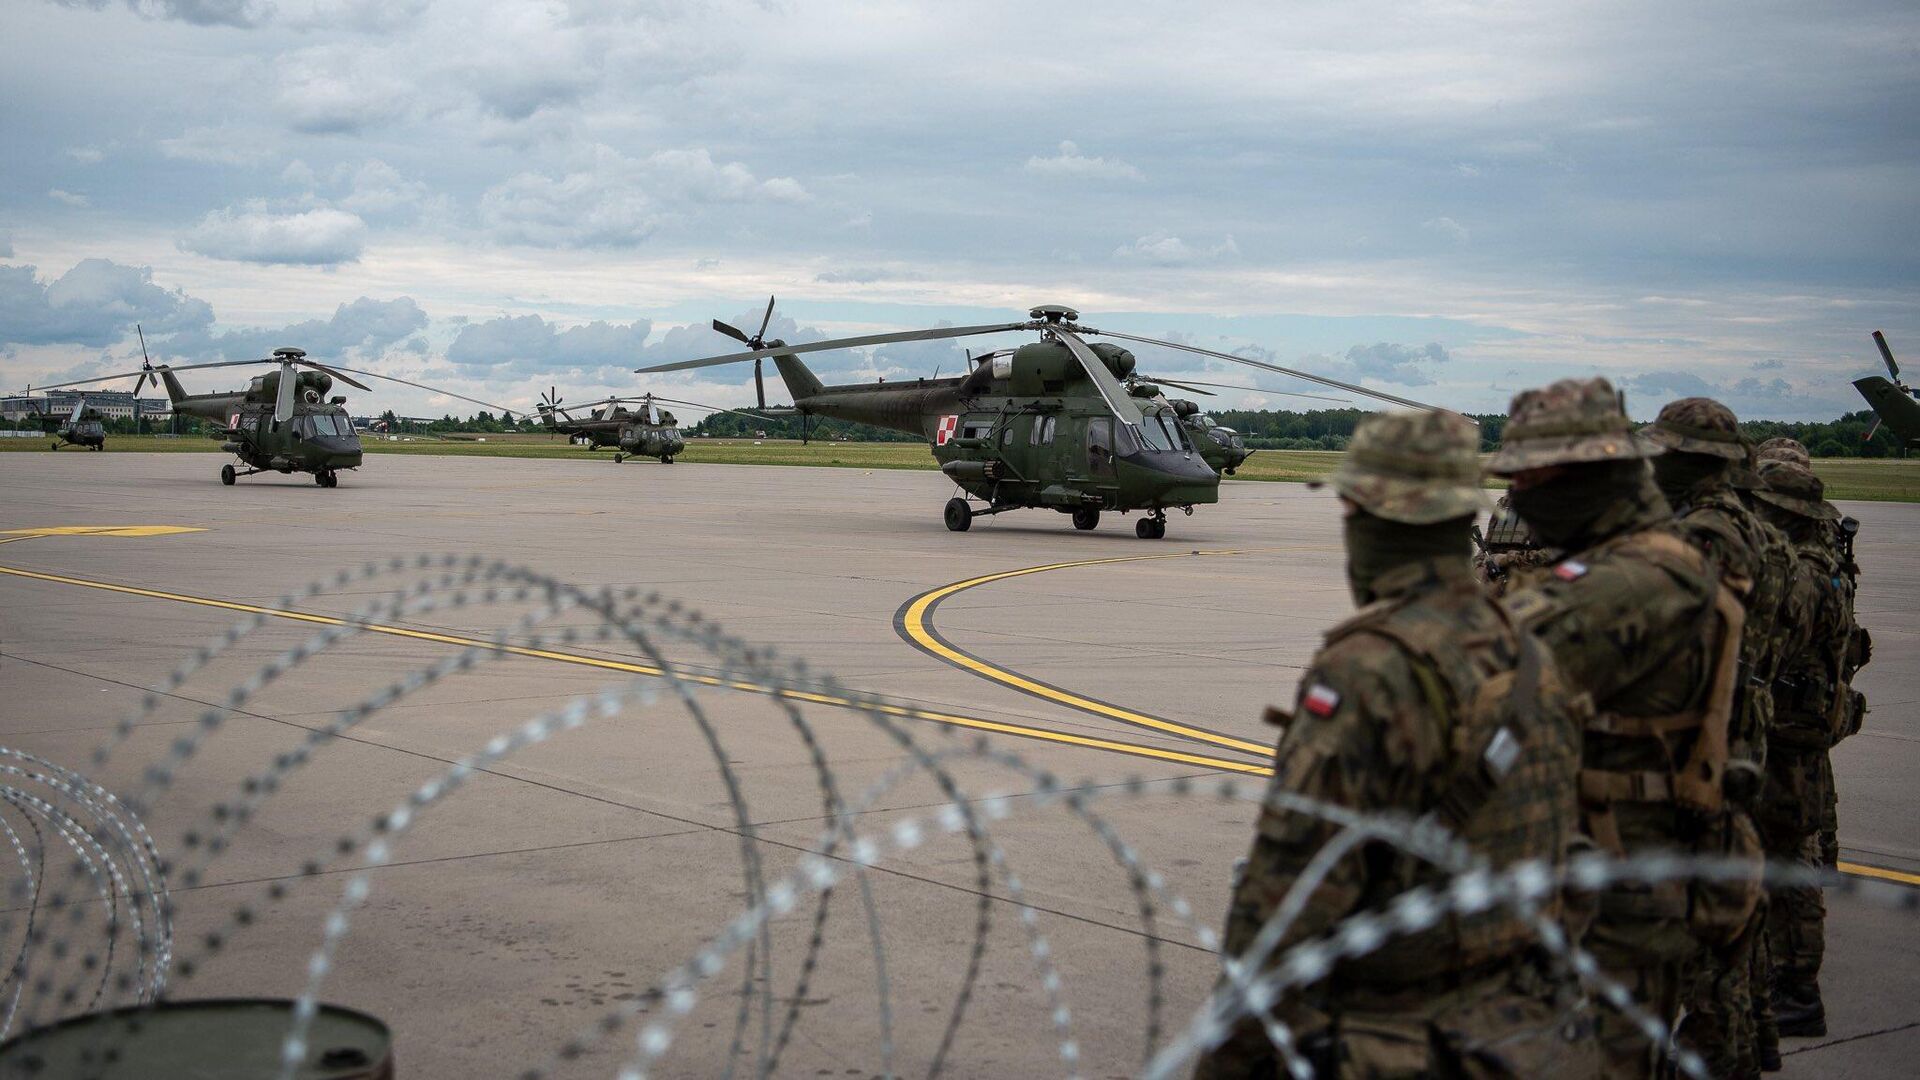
[{"xmin": 320, "ymin": 437, "xmax": 362, "ymax": 469}]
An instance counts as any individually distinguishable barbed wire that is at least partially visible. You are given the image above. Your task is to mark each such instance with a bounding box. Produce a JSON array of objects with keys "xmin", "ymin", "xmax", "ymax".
[{"xmin": 0, "ymin": 555, "xmax": 1912, "ymax": 1080}]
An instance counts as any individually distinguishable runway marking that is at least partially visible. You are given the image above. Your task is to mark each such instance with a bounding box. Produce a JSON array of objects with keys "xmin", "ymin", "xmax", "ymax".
[
  {"xmin": 1834, "ymin": 861, "xmax": 1920, "ymax": 888},
  {"xmin": 0, "ymin": 525, "xmax": 206, "ymax": 538},
  {"xmin": 895, "ymin": 551, "xmax": 1275, "ymax": 758},
  {"xmin": 0, "ymin": 561, "xmax": 1271, "ymax": 776}
]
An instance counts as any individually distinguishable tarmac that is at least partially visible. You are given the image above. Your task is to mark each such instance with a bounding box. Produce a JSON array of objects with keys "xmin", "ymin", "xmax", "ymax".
[{"xmin": 0, "ymin": 450, "xmax": 1914, "ymax": 1078}]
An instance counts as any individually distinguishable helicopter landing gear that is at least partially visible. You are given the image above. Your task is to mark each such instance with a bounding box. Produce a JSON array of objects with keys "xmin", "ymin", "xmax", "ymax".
[
  {"xmin": 613, "ymin": 453, "xmax": 625, "ymax": 463},
  {"xmin": 221, "ymin": 464, "xmax": 236, "ymax": 485},
  {"xmin": 314, "ymin": 469, "xmax": 338, "ymax": 488},
  {"xmin": 1135, "ymin": 512, "xmax": 1167, "ymax": 540},
  {"xmin": 944, "ymin": 498, "xmax": 973, "ymax": 532},
  {"xmin": 51, "ymin": 441, "xmax": 59, "ymax": 451},
  {"xmin": 1071, "ymin": 507, "xmax": 1100, "ymax": 531},
  {"xmin": 662, "ymin": 455, "xmax": 673, "ymax": 464}
]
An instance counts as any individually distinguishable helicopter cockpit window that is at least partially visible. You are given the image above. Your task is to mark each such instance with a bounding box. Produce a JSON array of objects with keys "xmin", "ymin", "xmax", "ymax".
[
  {"xmin": 1136, "ymin": 412, "xmax": 1174, "ymax": 452},
  {"xmin": 312, "ymin": 414, "xmax": 343, "ymax": 437}
]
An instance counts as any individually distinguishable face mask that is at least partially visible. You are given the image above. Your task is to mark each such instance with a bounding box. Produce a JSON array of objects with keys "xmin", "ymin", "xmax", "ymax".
[
  {"xmin": 1343, "ymin": 510, "xmax": 1472, "ymax": 605},
  {"xmin": 1508, "ymin": 460, "xmax": 1652, "ymax": 549},
  {"xmin": 1651, "ymin": 451, "xmax": 1727, "ymax": 505}
]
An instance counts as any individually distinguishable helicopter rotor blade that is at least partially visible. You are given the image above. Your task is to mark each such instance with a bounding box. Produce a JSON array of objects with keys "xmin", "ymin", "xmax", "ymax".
[
  {"xmin": 647, "ymin": 394, "xmax": 782, "ymax": 422},
  {"xmin": 1083, "ymin": 328, "xmax": 1461, "ymax": 417},
  {"xmin": 1134, "ymin": 375, "xmax": 1215, "ymax": 397},
  {"xmin": 273, "ymin": 361, "xmax": 297, "ymax": 424},
  {"xmin": 1864, "ymin": 415, "xmax": 1884, "ymax": 442},
  {"xmin": 1051, "ymin": 328, "xmax": 1140, "ymax": 424},
  {"xmin": 1874, "ymin": 330, "xmax": 1900, "ymax": 383},
  {"xmin": 321, "ymin": 364, "xmax": 522, "ymax": 421},
  {"xmin": 135, "ymin": 324, "xmax": 153, "ymax": 393},
  {"xmin": 755, "ymin": 295, "xmax": 776, "ymax": 343},
  {"xmin": 289, "ymin": 357, "xmax": 372, "ymax": 392},
  {"xmin": 712, "ymin": 319, "xmax": 753, "ymax": 346},
  {"xmin": 1137, "ymin": 376, "xmax": 1352, "ymax": 404},
  {"xmin": 16, "ymin": 358, "xmax": 264, "ymax": 394},
  {"xmin": 638, "ymin": 321, "xmax": 1037, "ymax": 373}
]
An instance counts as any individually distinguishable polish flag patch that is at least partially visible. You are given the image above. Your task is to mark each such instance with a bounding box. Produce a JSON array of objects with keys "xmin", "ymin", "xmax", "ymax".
[
  {"xmin": 1302, "ymin": 684, "xmax": 1342, "ymax": 717},
  {"xmin": 934, "ymin": 415, "xmax": 959, "ymax": 446},
  {"xmin": 1553, "ymin": 559, "xmax": 1589, "ymax": 581}
]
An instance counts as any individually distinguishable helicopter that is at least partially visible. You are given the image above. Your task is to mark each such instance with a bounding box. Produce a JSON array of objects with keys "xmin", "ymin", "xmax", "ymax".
[
  {"xmin": 1854, "ymin": 331, "xmax": 1920, "ymax": 452},
  {"xmin": 639, "ymin": 300, "xmax": 1445, "ymax": 538},
  {"xmin": 1121, "ymin": 376, "xmax": 1353, "ymax": 476},
  {"xmin": 21, "ymin": 394, "xmax": 109, "ymax": 450},
  {"xmin": 21, "ymin": 346, "xmax": 517, "ymax": 488},
  {"xmin": 533, "ymin": 388, "xmax": 772, "ymax": 463}
]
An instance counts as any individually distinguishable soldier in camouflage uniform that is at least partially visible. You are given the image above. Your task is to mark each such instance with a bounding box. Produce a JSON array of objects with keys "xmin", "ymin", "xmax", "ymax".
[
  {"xmin": 1473, "ymin": 493, "xmax": 1559, "ymax": 597},
  {"xmin": 1489, "ymin": 379, "xmax": 1755, "ymax": 1079},
  {"xmin": 1749, "ymin": 460, "xmax": 1864, "ymax": 1039},
  {"xmin": 1195, "ymin": 410, "xmax": 1597, "ymax": 1080},
  {"xmin": 1641, "ymin": 399, "xmax": 1789, "ymax": 1079}
]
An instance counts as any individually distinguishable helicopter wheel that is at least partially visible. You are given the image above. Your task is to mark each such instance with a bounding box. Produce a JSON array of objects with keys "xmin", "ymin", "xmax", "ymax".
[
  {"xmin": 221, "ymin": 464, "xmax": 236, "ymax": 486},
  {"xmin": 613, "ymin": 453, "xmax": 624, "ymax": 463},
  {"xmin": 1136, "ymin": 516, "xmax": 1166, "ymax": 540},
  {"xmin": 51, "ymin": 442, "xmax": 59, "ymax": 451},
  {"xmin": 663, "ymin": 455, "xmax": 673, "ymax": 464},
  {"xmin": 1071, "ymin": 507, "xmax": 1100, "ymax": 531},
  {"xmin": 944, "ymin": 498, "xmax": 973, "ymax": 532}
]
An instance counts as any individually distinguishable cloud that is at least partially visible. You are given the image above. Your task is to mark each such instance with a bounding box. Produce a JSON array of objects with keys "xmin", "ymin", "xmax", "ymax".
[
  {"xmin": 460, "ymin": 3, "xmax": 601, "ymax": 120},
  {"xmin": 1112, "ymin": 231, "xmax": 1238, "ymax": 265},
  {"xmin": 1753, "ymin": 357, "xmax": 1786, "ymax": 370},
  {"xmin": 290, "ymin": 0, "xmax": 427, "ymax": 34},
  {"xmin": 1422, "ymin": 216, "xmax": 1470, "ymax": 244},
  {"xmin": 447, "ymin": 314, "xmax": 653, "ymax": 372},
  {"xmin": 274, "ymin": 48, "xmax": 411, "ymax": 134},
  {"xmin": 1024, "ymin": 141, "xmax": 1144, "ymax": 182},
  {"xmin": 66, "ymin": 146, "xmax": 105, "ymax": 164},
  {"xmin": 179, "ymin": 204, "xmax": 367, "ymax": 265},
  {"xmin": 0, "ymin": 258, "xmax": 214, "ymax": 349},
  {"xmin": 1622, "ymin": 368, "xmax": 1844, "ymax": 421},
  {"xmin": 479, "ymin": 146, "xmax": 803, "ymax": 249},
  {"xmin": 336, "ymin": 159, "xmax": 426, "ymax": 215},
  {"xmin": 51, "ymin": 0, "xmax": 270, "ymax": 28},
  {"xmin": 47, "ymin": 189, "xmax": 90, "ymax": 208},
  {"xmin": 158, "ymin": 126, "xmax": 274, "ymax": 167},
  {"xmin": 1341, "ymin": 341, "xmax": 1450, "ymax": 386},
  {"xmin": 165, "ymin": 295, "xmax": 427, "ymax": 361}
]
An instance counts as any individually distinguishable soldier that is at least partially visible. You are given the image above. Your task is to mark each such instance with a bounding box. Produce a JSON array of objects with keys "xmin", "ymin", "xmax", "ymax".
[
  {"xmin": 1473, "ymin": 492, "xmax": 1559, "ymax": 596},
  {"xmin": 1749, "ymin": 461, "xmax": 1863, "ymax": 1039},
  {"xmin": 1195, "ymin": 409, "xmax": 1596, "ymax": 1079},
  {"xmin": 1489, "ymin": 379, "xmax": 1757, "ymax": 1078},
  {"xmin": 1641, "ymin": 399, "xmax": 1787, "ymax": 1079}
]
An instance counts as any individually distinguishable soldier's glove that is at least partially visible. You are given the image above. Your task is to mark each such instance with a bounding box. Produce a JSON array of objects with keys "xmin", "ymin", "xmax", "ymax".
[{"xmin": 1722, "ymin": 760, "xmax": 1762, "ymax": 808}]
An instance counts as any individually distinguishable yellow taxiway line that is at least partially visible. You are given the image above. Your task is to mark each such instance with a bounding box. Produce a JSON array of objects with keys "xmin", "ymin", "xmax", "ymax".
[
  {"xmin": 896, "ymin": 551, "xmax": 1274, "ymax": 758},
  {"xmin": 2, "ymin": 549, "xmax": 1913, "ymax": 889},
  {"xmin": 0, "ymin": 561, "xmax": 1270, "ymax": 776}
]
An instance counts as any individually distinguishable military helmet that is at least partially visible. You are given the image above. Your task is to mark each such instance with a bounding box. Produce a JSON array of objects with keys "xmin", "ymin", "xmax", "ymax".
[
  {"xmin": 1642, "ymin": 397, "xmax": 1747, "ymax": 460},
  {"xmin": 1755, "ymin": 438, "xmax": 1812, "ymax": 467},
  {"xmin": 1328, "ymin": 409, "xmax": 1492, "ymax": 523},
  {"xmin": 1752, "ymin": 460, "xmax": 1840, "ymax": 521},
  {"xmin": 1486, "ymin": 376, "xmax": 1659, "ymax": 475}
]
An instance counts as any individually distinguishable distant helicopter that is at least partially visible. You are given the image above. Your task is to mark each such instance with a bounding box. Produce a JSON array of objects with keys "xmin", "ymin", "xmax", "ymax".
[
  {"xmin": 23, "ymin": 347, "xmax": 516, "ymax": 488},
  {"xmin": 641, "ymin": 300, "xmax": 1446, "ymax": 538},
  {"xmin": 534, "ymin": 388, "xmax": 771, "ymax": 463},
  {"xmin": 1854, "ymin": 331, "xmax": 1920, "ymax": 452},
  {"xmin": 22, "ymin": 394, "xmax": 108, "ymax": 450},
  {"xmin": 1119, "ymin": 375, "xmax": 1352, "ymax": 476}
]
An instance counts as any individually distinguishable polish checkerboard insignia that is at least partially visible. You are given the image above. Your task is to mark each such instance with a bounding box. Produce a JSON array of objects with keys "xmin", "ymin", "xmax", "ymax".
[{"xmin": 935, "ymin": 415, "xmax": 959, "ymax": 446}]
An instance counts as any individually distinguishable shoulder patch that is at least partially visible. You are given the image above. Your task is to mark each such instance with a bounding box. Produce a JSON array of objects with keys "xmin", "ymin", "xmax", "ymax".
[
  {"xmin": 1301, "ymin": 683, "xmax": 1342, "ymax": 718},
  {"xmin": 1553, "ymin": 559, "xmax": 1589, "ymax": 581}
]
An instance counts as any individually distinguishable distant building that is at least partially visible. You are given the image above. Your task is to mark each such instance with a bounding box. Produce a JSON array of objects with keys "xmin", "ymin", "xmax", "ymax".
[{"xmin": 2, "ymin": 391, "xmax": 171, "ymax": 421}]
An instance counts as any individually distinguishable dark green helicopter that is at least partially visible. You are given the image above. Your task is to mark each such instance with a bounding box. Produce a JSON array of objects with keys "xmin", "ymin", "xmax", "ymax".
[
  {"xmin": 1124, "ymin": 376, "xmax": 1352, "ymax": 476},
  {"xmin": 1855, "ymin": 331, "xmax": 1920, "ymax": 452},
  {"xmin": 23, "ymin": 394, "xmax": 108, "ymax": 450},
  {"xmin": 640, "ymin": 301, "xmax": 1443, "ymax": 538},
  {"xmin": 534, "ymin": 388, "xmax": 771, "ymax": 463},
  {"xmin": 24, "ymin": 347, "xmax": 516, "ymax": 487}
]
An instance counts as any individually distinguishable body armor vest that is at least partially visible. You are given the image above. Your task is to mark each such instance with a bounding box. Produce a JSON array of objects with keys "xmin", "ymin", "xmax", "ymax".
[
  {"xmin": 1771, "ymin": 542, "xmax": 1852, "ymax": 749},
  {"xmin": 1321, "ymin": 584, "xmax": 1583, "ymax": 986}
]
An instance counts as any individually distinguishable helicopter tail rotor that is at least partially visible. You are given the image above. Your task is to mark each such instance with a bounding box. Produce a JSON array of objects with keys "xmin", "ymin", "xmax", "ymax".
[{"xmin": 712, "ymin": 296, "xmax": 778, "ymax": 410}]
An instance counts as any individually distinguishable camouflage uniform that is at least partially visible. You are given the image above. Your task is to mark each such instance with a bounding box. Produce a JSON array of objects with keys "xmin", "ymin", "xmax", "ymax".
[
  {"xmin": 1474, "ymin": 494, "xmax": 1559, "ymax": 597},
  {"xmin": 1642, "ymin": 401, "xmax": 1785, "ymax": 1079},
  {"xmin": 1196, "ymin": 411, "xmax": 1597, "ymax": 1080},
  {"xmin": 1750, "ymin": 461, "xmax": 1860, "ymax": 1039},
  {"xmin": 1490, "ymin": 380, "xmax": 1756, "ymax": 1080}
]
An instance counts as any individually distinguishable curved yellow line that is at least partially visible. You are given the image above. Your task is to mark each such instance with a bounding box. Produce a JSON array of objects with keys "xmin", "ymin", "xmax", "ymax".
[{"xmin": 899, "ymin": 551, "xmax": 1274, "ymax": 757}]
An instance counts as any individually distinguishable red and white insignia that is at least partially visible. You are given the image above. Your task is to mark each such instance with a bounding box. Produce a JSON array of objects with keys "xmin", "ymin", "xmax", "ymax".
[
  {"xmin": 1552, "ymin": 559, "xmax": 1589, "ymax": 581},
  {"xmin": 228, "ymin": 412, "xmax": 241, "ymax": 429},
  {"xmin": 1302, "ymin": 683, "xmax": 1342, "ymax": 717},
  {"xmin": 934, "ymin": 415, "xmax": 959, "ymax": 446}
]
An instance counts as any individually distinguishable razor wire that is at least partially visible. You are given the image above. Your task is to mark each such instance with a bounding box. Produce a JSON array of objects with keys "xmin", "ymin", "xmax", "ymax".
[{"xmin": 0, "ymin": 556, "xmax": 1913, "ymax": 1080}]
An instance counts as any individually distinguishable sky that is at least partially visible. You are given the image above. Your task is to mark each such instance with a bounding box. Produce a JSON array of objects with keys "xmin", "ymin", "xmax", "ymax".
[{"xmin": 2, "ymin": 0, "xmax": 1916, "ymax": 422}]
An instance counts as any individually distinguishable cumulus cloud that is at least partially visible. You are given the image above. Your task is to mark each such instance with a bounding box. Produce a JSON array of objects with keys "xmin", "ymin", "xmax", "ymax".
[
  {"xmin": 1024, "ymin": 141, "xmax": 1144, "ymax": 182},
  {"xmin": 274, "ymin": 49, "xmax": 411, "ymax": 134},
  {"xmin": 66, "ymin": 146, "xmax": 105, "ymax": 164},
  {"xmin": 47, "ymin": 189, "xmax": 90, "ymax": 208},
  {"xmin": 1112, "ymin": 231, "xmax": 1238, "ymax": 265},
  {"xmin": 165, "ymin": 295, "xmax": 427, "ymax": 361},
  {"xmin": 1622, "ymin": 368, "xmax": 1842, "ymax": 421},
  {"xmin": 336, "ymin": 159, "xmax": 426, "ymax": 215},
  {"xmin": 448, "ymin": 314, "xmax": 652, "ymax": 372},
  {"xmin": 479, "ymin": 146, "xmax": 803, "ymax": 248},
  {"xmin": 179, "ymin": 204, "xmax": 367, "ymax": 265},
  {"xmin": 0, "ymin": 259, "xmax": 214, "ymax": 349},
  {"xmin": 461, "ymin": 3, "xmax": 602, "ymax": 120},
  {"xmin": 1341, "ymin": 342, "xmax": 1451, "ymax": 386},
  {"xmin": 51, "ymin": 0, "xmax": 270, "ymax": 28}
]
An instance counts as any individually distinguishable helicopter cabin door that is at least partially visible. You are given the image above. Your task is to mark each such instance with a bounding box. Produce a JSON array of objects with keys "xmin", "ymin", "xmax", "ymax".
[{"xmin": 1085, "ymin": 416, "xmax": 1118, "ymax": 479}]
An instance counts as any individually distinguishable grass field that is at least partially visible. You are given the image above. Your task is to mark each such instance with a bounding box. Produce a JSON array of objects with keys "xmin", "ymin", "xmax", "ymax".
[{"xmin": 6, "ymin": 433, "xmax": 1917, "ymax": 502}]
